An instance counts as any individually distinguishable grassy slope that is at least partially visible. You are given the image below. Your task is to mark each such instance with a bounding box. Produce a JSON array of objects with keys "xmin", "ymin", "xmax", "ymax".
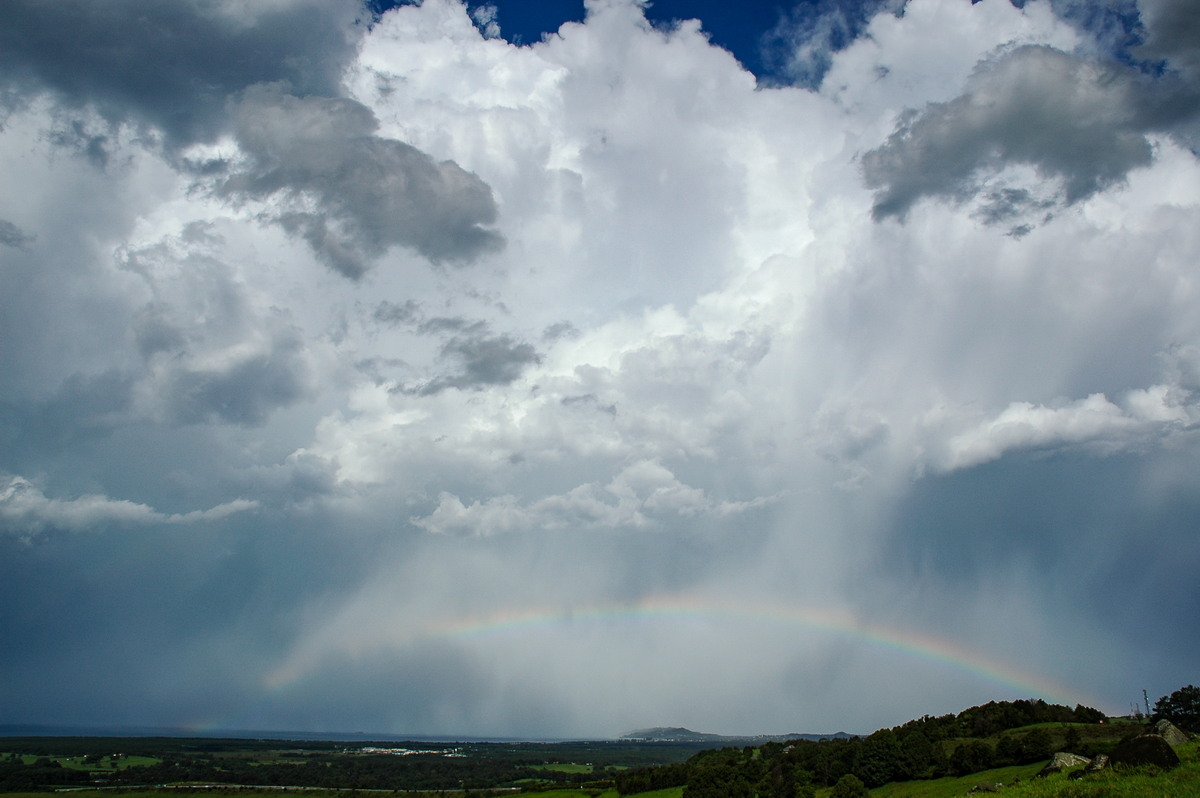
[
  {"xmin": 857, "ymin": 738, "xmax": 1199, "ymax": 798},
  {"xmin": 995, "ymin": 740, "xmax": 1199, "ymax": 798},
  {"xmin": 860, "ymin": 762, "xmax": 1047, "ymax": 798}
]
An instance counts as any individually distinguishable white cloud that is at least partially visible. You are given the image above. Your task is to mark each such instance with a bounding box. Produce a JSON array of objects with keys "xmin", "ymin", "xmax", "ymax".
[
  {"xmin": 0, "ymin": 474, "xmax": 257, "ymax": 536},
  {"xmin": 929, "ymin": 385, "xmax": 1196, "ymax": 472},
  {"xmin": 2, "ymin": 0, "xmax": 1199, "ymax": 737},
  {"xmin": 412, "ymin": 459, "xmax": 777, "ymax": 536}
]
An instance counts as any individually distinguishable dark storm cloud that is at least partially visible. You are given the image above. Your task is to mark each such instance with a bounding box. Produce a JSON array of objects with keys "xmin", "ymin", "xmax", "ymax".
[
  {"xmin": 223, "ymin": 87, "xmax": 504, "ymax": 277},
  {"xmin": 0, "ymin": 1, "xmax": 504, "ymax": 277},
  {"xmin": 0, "ymin": 511, "xmax": 377, "ymax": 728},
  {"xmin": 0, "ymin": 219, "xmax": 34, "ymax": 249},
  {"xmin": 863, "ymin": 45, "xmax": 1158, "ymax": 221},
  {"xmin": 1135, "ymin": 0, "xmax": 1200, "ymax": 79},
  {"xmin": 971, "ymin": 187, "xmax": 1056, "ymax": 229},
  {"xmin": 160, "ymin": 336, "xmax": 310, "ymax": 427},
  {"xmin": 0, "ymin": 0, "xmax": 362, "ymax": 148},
  {"xmin": 1131, "ymin": 0, "xmax": 1200, "ymax": 149},
  {"xmin": 417, "ymin": 330, "xmax": 542, "ymax": 395},
  {"xmin": 0, "ymin": 371, "xmax": 133, "ymax": 453},
  {"xmin": 372, "ymin": 299, "xmax": 421, "ymax": 326}
]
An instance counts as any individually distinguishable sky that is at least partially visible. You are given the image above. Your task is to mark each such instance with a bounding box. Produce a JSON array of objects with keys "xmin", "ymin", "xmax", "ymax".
[{"xmin": 1, "ymin": 0, "xmax": 1198, "ymax": 740}]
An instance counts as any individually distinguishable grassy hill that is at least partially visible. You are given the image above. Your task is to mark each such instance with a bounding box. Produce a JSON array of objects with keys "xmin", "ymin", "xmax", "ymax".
[
  {"xmin": 859, "ymin": 737, "xmax": 1199, "ymax": 798},
  {"xmin": 611, "ymin": 696, "xmax": 1197, "ymax": 798}
]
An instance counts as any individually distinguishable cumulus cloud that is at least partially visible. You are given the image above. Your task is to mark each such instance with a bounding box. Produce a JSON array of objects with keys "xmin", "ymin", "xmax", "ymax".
[
  {"xmin": 0, "ymin": 474, "xmax": 257, "ymax": 537},
  {"xmin": 1, "ymin": 0, "xmax": 1199, "ymax": 738},
  {"xmin": 0, "ymin": 0, "xmax": 362, "ymax": 148},
  {"xmin": 412, "ymin": 459, "xmax": 776, "ymax": 536},
  {"xmin": 416, "ymin": 329, "xmax": 541, "ymax": 394},
  {"xmin": 118, "ymin": 224, "xmax": 316, "ymax": 427},
  {"xmin": 764, "ymin": 0, "xmax": 903, "ymax": 86},
  {"xmin": 1136, "ymin": 0, "xmax": 1200, "ymax": 79},
  {"xmin": 862, "ymin": 44, "xmax": 1155, "ymax": 223},
  {"xmin": 222, "ymin": 86, "xmax": 504, "ymax": 277},
  {"xmin": 929, "ymin": 385, "xmax": 1197, "ymax": 472}
]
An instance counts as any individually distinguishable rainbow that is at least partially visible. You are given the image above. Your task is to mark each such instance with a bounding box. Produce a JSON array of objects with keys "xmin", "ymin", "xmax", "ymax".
[{"xmin": 264, "ymin": 594, "xmax": 1098, "ymax": 710}]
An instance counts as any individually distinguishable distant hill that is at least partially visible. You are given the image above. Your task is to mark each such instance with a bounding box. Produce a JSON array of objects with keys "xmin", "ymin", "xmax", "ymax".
[{"xmin": 620, "ymin": 726, "xmax": 854, "ymax": 743}]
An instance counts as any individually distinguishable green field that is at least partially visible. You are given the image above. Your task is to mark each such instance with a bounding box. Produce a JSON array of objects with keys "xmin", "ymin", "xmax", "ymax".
[
  {"xmin": 531, "ymin": 762, "xmax": 597, "ymax": 773},
  {"xmin": 15, "ymin": 755, "xmax": 161, "ymax": 771}
]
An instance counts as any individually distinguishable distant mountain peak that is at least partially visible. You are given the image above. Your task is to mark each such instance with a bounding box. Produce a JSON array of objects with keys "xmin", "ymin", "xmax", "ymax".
[
  {"xmin": 621, "ymin": 727, "xmax": 724, "ymax": 741},
  {"xmin": 620, "ymin": 727, "xmax": 855, "ymax": 743}
]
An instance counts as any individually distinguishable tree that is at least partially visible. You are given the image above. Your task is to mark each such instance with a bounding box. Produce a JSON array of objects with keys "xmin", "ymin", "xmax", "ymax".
[
  {"xmin": 831, "ymin": 773, "xmax": 868, "ymax": 798},
  {"xmin": 1153, "ymin": 684, "xmax": 1200, "ymax": 732},
  {"xmin": 853, "ymin": 729, "xmax": 902, "ymax": 787},
  {"xmin": 897, "ymin": 731, "xmax": 933, "ymax": 780},
  {"xmin": 949, "ymin": 741, "xmax": 994, "ymax": 776}
]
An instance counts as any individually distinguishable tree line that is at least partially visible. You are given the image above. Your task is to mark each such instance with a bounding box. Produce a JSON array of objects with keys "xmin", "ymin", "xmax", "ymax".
[{"xmin": 615, "ymin": 698, "xmax": 1109, "ymax": 797}]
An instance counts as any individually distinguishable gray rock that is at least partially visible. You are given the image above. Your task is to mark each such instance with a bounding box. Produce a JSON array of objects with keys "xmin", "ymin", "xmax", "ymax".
[
  {"xmin": 1109, "ymin": 734, "xmax": 1181, "ymax": 770},
  {"xmin": 1037, "ymin": 751, "xmax": 1090, "ymax": 776},
  {"xmin": 1067, "ymin": 756, "xmax": 1109, "ymax": 781},
  {"xmin": 1154, "ymin": 719, "xmax": 1189, "ymax": 746},
  {"xmin": 968, "ymin": 782, "xmax": 1002, "ymax": 792}
]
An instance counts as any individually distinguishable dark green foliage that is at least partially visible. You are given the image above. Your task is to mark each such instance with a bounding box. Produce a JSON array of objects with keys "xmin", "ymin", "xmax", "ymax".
[
  {"xmin": 0, "ymin": 756, "xmax": 91, "ymax": 791},
  {"xmin": 995, "ymin": 728, "xmax": 1052, "ymax": 766},
  {"xmin": 623, "ymin": 697, "xmax": 1112, "ymax": 796},
  {"xmin": 0, "ymin": 737, "xmax": 705, "ymax": 793},
  {"xmin": 830, "ymin": 772, "xmax": 868, "ymax": 798},
  {"xmin": 1153, "ymin": 684, "xmax": 1200, "ymax": 732},
  {"xmin": 853, "ymin": 729, "xmax": 902, "ymax": 787},
  {"xmin": 896, "ymin": 730, "xmax": 933, "ymax": 779},
  {"xmin": 949, "ymin": 740, "xmax": 994, "ymax": 776},
  {"xmin": 614, "ymin": 762, "xmax": 690, "ymax": 794},
  {"xmin": 756, "ymin": 756, "xmax": 815, "ymax": 798},
  {"xmin": 682, "ymin": 749, "xmax": 759, "ymax": 798}
]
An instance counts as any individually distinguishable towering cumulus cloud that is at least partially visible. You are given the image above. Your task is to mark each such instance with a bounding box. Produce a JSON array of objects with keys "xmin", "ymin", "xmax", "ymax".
[{"xmin": 1, "ymin": 0, "xmax": 1198, "ymax": 739}]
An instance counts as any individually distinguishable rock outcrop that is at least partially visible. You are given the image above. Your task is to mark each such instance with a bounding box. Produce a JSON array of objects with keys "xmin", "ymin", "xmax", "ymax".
[
  {"xmin": 1037, "ymin": 751, "xmax": 1090, "ymax": 776},
  {"xmin": 1068, "ymin": 754, "xmax": 1109, "ymax": 780},
  {"xmin": 1154, "ymin": 719, "xmax": 1189, "ymax": 746},
  {"xmin": 1109, "ymin": 733, "xmax": 1181, "ymax": 769}
]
